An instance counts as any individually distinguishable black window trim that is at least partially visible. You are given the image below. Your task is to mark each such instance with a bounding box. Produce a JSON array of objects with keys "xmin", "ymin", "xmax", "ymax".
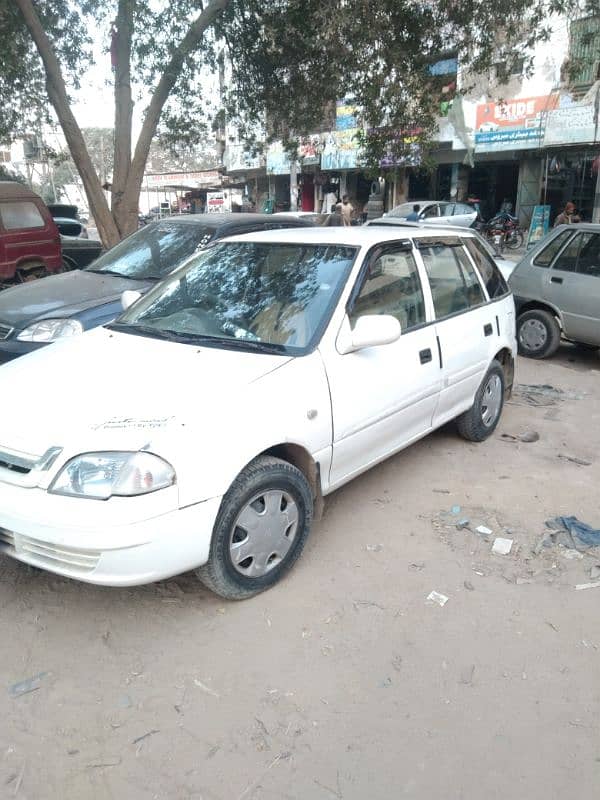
[{"xmin": 460, "ymin": 236, "xmax": 510, "ymax": 300}]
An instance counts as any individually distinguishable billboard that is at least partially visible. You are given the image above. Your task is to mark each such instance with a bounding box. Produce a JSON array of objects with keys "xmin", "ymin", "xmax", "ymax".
[
  {"xmin": 336, "ymin": 100, "xmax": 358, "ymax": 131},
  {"xmin": 474, "ymin": 94, "xmax": 559, "ymax": 152},
  {"xmin": 543, "ymin": 104, "xmax": 599, "ymax": 146},
  {"xmin": 321, "ymin": 129, "xmax": 359, "ymax": 170},
  {"xmin": 266, "ymin": 142, "xmax": 291, "ymax": 174}
]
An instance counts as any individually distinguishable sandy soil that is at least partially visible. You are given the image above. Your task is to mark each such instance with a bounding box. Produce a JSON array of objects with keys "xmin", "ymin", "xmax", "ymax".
[{"xmin": 1, "ymin": 345, "xmax": 600, "ymax": 800}]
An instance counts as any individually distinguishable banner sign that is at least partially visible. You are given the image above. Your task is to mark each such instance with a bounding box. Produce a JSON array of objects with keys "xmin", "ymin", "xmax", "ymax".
[
  {"xmin": 526, "ymin": 205, "xmax": 552, "ymax": 249},
  {"xmin": 543, "ymin": 104, "xmax": 598, "ymax": 146},
  {"xmin": 474, "ymin": 94, "xmax": 559, "ymax": 152}
]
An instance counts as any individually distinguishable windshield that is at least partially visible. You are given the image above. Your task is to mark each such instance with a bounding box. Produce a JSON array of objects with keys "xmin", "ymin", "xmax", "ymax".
[
  {"xmin": 112, "ymin": 241, "xmax": 357, "ymax": 354},
  {"xmin": 86, "ymin": 221, "xmax": 215, "ymax": 280},
  {"xmin": 387, "ymin": 202, "xmax": 426, "ymax": 219}
]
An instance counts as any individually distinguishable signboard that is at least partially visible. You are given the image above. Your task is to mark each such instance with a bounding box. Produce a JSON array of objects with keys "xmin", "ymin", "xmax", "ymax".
[
  {"xmin": 266, "ymin": 142, "xmax": 291, "ymax": 174},
  {"xmin": 145, "ymin": 170, "xmax": 221, "ymax": 188},
  {"xmin": 298, "ymin": 134, "xmax": 321, "ymax": 165},
  {"xmin": 526, "ymin": 205, "xmax": 552, "ymax": 249},
  {"xmin": 206, "ymin": 190, "xmax": 230, "ymax": 213},
  {"xmin": 224, "ymin": 144, "xmax": 263, "ymax": 173},
  {"xmin": 336, "ymin": 100, "xmax": 358, "ymax": 131},
  {"xmin": 474, "ymin": 94, "xmax": 559, "ymax": 152},
  {"xmin": 321, "ymin": 129, "xmax": 359, "ymax": 170},
  {"xmin": 543, "ymin": 104, "xmax": 598, "ymax": 146}
]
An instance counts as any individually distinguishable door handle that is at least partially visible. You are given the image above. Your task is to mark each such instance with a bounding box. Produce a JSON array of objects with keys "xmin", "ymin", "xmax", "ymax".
[
  {"xmin": 550, "ymin": 276, "xmax": 563, "ymax": 284},
  {"xmin": 419, "ymin": 348, "xmax": 432, "ymax": 364},
  {"xmin": 484, "ymin": 323, "xmax": 493, "ymax": 337}
]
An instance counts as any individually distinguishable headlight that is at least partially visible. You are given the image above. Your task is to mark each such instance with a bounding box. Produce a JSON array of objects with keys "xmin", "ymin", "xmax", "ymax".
[
  {"xmin": 49, "ymin": 452, "xmax": 175, "ymax": 500},
  {"xmin": 17, "ymin": 319, "xmax": 84, "ymax": 342}
]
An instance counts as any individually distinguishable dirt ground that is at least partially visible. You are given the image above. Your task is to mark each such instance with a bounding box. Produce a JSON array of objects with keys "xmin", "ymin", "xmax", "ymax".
[{"xmin": 1, "ymin": 345, "xmax": 600, "ymax": 800}]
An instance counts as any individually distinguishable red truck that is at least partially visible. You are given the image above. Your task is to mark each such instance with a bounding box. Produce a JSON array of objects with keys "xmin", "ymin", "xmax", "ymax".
[{"xmin": 0, "ymin": 182, "xmax": 62, "ymax": 284}]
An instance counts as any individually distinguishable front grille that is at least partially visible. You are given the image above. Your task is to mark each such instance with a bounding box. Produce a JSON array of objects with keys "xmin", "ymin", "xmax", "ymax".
[
  {"xmin": 0, "ymin": 323, "xmax": 13, "ymax": 340},
  {"xmin": 0, "ymin": 527, "xmax": 101, "ymax": 574}
]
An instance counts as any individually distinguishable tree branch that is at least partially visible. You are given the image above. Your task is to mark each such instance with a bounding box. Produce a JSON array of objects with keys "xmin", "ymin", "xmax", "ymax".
[
  {"xmin": 112, "ymin": 0, "xmax": 135, "ymax": 235},
  {"xmin": 123, "ymin": 0, "xmax": 231, "ymax": 207},
  {"xmin": 14, "ymin": 0, "xmax": 120, "ymax": 248}
]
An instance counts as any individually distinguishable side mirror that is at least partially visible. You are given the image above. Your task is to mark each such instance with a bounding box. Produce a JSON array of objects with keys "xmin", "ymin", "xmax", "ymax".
[
  {"xmin": 338, "ymin": 314, "xmax": 401, "ymax": 354},
  {"xmin": 121, "ymin": 290, "xmax": 142, "ymax": 310}
]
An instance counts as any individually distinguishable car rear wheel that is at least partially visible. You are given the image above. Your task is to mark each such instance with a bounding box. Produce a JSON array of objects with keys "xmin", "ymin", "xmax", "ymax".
[
  {"xmin": 517, "ymin": 309, "xmax": 561, "ymax": 359},
  {"xmin": 456, "ymin": 360, "xmax": 505, "ymax": 442},
  {"xmin": 197, "ymin": 456, "xmax": 313, "ymax": 600}
]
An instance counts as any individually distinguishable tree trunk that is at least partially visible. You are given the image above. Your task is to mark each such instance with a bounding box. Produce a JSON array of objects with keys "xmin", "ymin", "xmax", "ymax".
[
  {"xmin": 14, "ymin": 0, "xmax": 121, "ymax": 249},
  {"xmin": 111, "ymin": 0, "xmax": 136, "ymax": 239}
]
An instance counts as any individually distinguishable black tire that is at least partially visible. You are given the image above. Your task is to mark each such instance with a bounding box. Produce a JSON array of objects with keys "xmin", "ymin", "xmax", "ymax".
[
  {"xmin": 60, "ymin": 257, "xmax": 77, "ymax": 272},
  {"xmin": 197, "ymin": 456, "xmax": 313, "ymax": 600},
  {"xmin": 504, "ymin": 229, "xmax": 524, "ymax": 250},
  {"xmin": 517, "ymin": 309, "xmax": 561, "ymax": 359},
  {"xmin": 16, "ymin": 264, "xmax": 48, "ymax": 283},
  {"xmin": 456, "ymin": 360, "xmax": 505, "ymax": 442}
]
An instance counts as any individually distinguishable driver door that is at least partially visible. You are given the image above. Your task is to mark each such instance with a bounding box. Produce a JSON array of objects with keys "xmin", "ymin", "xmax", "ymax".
[{"xmin": 325, "ymin": 244, "xmax": 442, "ymax": 488}]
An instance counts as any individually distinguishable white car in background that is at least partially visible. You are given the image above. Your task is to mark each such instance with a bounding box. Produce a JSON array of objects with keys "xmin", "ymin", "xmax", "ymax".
[
  {"xmin": 384, "ymin": 200, "xmax": 478, "ymax": 228},
  {"xmin": 0, "ymin": 226, "xmax": 516, "ymax": 599}
]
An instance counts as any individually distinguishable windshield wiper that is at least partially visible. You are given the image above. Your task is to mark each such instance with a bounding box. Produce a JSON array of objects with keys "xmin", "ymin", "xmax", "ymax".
[
  {"xmin": 188, "ymin": 335, "xmax": 288, "ymax": 354},
  {"xmin": 106, "ymin": 321, "xmax": 184, "ymax": 342},
  {"xmin": 87, "ymin": 268, "xmax": 130, "ymax": 278}
]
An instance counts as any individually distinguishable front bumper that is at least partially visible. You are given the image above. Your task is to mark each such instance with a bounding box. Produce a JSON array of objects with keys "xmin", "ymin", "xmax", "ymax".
[{"xmin": 0, "ymin": 481, "xmax": 222, "ymax": 586}]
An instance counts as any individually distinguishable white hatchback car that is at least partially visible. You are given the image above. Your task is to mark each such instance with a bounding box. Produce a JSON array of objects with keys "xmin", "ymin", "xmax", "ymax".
[{"xmin": 0, "ymin": 226, "xmax": 516, "ymax": 599}]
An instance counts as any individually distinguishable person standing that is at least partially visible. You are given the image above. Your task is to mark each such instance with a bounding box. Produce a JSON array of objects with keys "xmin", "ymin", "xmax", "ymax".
[
  {"xmin": 340, "ymin": 194, "xmax": 355, "ymax": 226},
  {"xmin": 554, "ymin": 201, "xmax": 581, "ymax": 226}
]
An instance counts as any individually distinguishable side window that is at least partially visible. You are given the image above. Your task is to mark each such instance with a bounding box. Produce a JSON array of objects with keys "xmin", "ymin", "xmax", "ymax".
[
  {"xmin": 552, "ymin": 233, "xmax": 583, "ymax": 272},
  {"xmin": 454, "ymin": 203, "xmax": 474, "ymax": 215},
  {"xmin": 350, "ymin": 248, "xmax": 426, "ymax": 332},
  {"xmin": 575, "ymin": 232, "xmax": 600, "ymax": 278},
  {"xmin": 0, "ymin": 201, "xmax": 45, "ymax": 230},
  {"xmin": 421, "ymin": 204, "xmax": 438, "ymax": 219},
  {"xmin": 440, "ymin": 203, "xmax": 454, "ymax": 216},
  {"xmin": 463, "ymin": 237, "xmax": 509, "ymax": 298},
  {"xmin": 532, "ymin": 229, "xmax": 573, "ymax": 268},
  {"xmin": 420, "ymin": 243, "xmax": 486, "ymax": 319}
]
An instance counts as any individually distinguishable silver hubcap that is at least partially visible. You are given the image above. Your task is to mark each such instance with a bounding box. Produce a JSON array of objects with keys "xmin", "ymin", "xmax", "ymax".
[
  {"xmin": 481, "ymin": 374, "xmax": 502, "ymax": 427},
  {"xmin": 520, "ymin": 318, "xmax": 547, "ymax": 351},
  {"xmin": 229, "ymin": 490, "xmax": 299, "ymax": 577}
]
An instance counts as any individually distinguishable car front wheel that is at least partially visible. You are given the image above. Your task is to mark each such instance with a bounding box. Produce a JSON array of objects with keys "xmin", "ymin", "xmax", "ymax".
[
  {"xmin": 197, "ymin": 456, "xmax": 313, "ymax": 600},
  {"xmin": 517, "ymin": 309, "xmax": 561, "ymax": 359},
  {"xmin": 456, "ymin": 360, "xmax": 505, "ymax": 442}
]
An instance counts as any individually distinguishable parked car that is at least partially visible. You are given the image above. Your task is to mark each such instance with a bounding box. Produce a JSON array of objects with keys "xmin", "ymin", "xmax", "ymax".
[
  {"xmin": 0, "ymin": 225, "xmax": 515, "ymax": 597},
  {"xmin": 384, "ymin": 200, "xmax": 478, "ymax": 228},
  {"xmin": 509, "ymin": 223, "xmax": 600, "ymax": 358},
  {"xmin": 0, "ymin": 213, "xmax": 314, "ymax": 363},
  {"xmin": 60, "ymin": 235, "xmax": 103, "ymax": 271},
  {"xmin": 367, "ymin": 216, "xmax": 516, "ymax": 281},
  {"xmin": 0, "ymin": 181, "xmax": 62, "ymax": 284},
  {"xmin": 47, "ymin": 203, "xmax": 89, "ymax": 238}
]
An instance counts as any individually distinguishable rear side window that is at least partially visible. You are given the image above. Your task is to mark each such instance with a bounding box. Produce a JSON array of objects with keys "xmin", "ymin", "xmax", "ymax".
[
  {"xmin": 454, "ymin": 203, "xmax": 474, "ymax": 215},
  {"xmin": 463, "ymin": 237, "xmax": 508, "ymax": 298},
  {"xmin": 420, "ymin": 243, "xmax": 486, "ymax": 319},
  {"xmin": 552, "ymin": 233, "xmax": 582, "ymax": 272},
  {"xmin": 532, "ymin": 229, "xmax": 572, "ymax": 267},
  {"xmin": 0, "ymin": 201, "xmax": 45, "ymax": 230}
]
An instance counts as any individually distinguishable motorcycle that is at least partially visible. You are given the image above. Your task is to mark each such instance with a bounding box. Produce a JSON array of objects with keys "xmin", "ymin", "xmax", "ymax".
[{"xmin": 469, "ymin": 199, "xmax": 524, "ymax": 253}]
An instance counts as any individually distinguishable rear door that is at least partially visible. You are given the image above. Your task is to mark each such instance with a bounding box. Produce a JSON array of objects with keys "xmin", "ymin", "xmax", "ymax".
[
  {"xmin": 452, "ymin": 203, "xmax": 477, "ymax": 228},
  {"xmin": 0, "ymin": 200, "xmax": 60, "ymax": 275},
  {"xmin": 543, "ymin": 230, "xmax": 600, "ymax": 344},
  {"xmin": 416, "ymin": 237, "xmax": 496, "ymax": 426}
]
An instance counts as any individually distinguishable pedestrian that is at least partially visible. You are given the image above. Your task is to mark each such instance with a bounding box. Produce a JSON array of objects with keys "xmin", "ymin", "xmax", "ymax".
[
  {"xmin": 406, "ymin": 203, "xmax": 421, "ymax": 221},
  {"xmin": 340, "ymin": 194, "xmax": 354, "ymax": 226},
  {"xmin": 554, "ymin": 201, "xmax": 581, "ymax": 227}
]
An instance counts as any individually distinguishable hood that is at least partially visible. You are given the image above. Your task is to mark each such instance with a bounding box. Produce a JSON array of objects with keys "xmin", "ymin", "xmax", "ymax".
[
  {"xmin": 0, "ymin": 271, "xmax": 152, "ymax": 329},
  {"xmin": 0, "ymin": 327, "xmax": 291, "ymax": 457}
]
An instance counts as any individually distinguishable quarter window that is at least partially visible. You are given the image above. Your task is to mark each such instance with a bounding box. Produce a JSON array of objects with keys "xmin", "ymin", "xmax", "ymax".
[
  {"xmin": 0, "ymin": 201, "xmax": 45, "ymax": 230},
  {"xmin": 463, "ymin": 237, "xmax": 508, "ymax": 298},
  {"xmin": 420, "ymin": 243, "xmax": 486, "ymax": 318},
  {"xmin": 350, "ymin": 248, "xmax": 426, "ymax": 331},
  {"xmin": 532, "ymin": 229, "xmax": 573, "ymax": 268}
]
